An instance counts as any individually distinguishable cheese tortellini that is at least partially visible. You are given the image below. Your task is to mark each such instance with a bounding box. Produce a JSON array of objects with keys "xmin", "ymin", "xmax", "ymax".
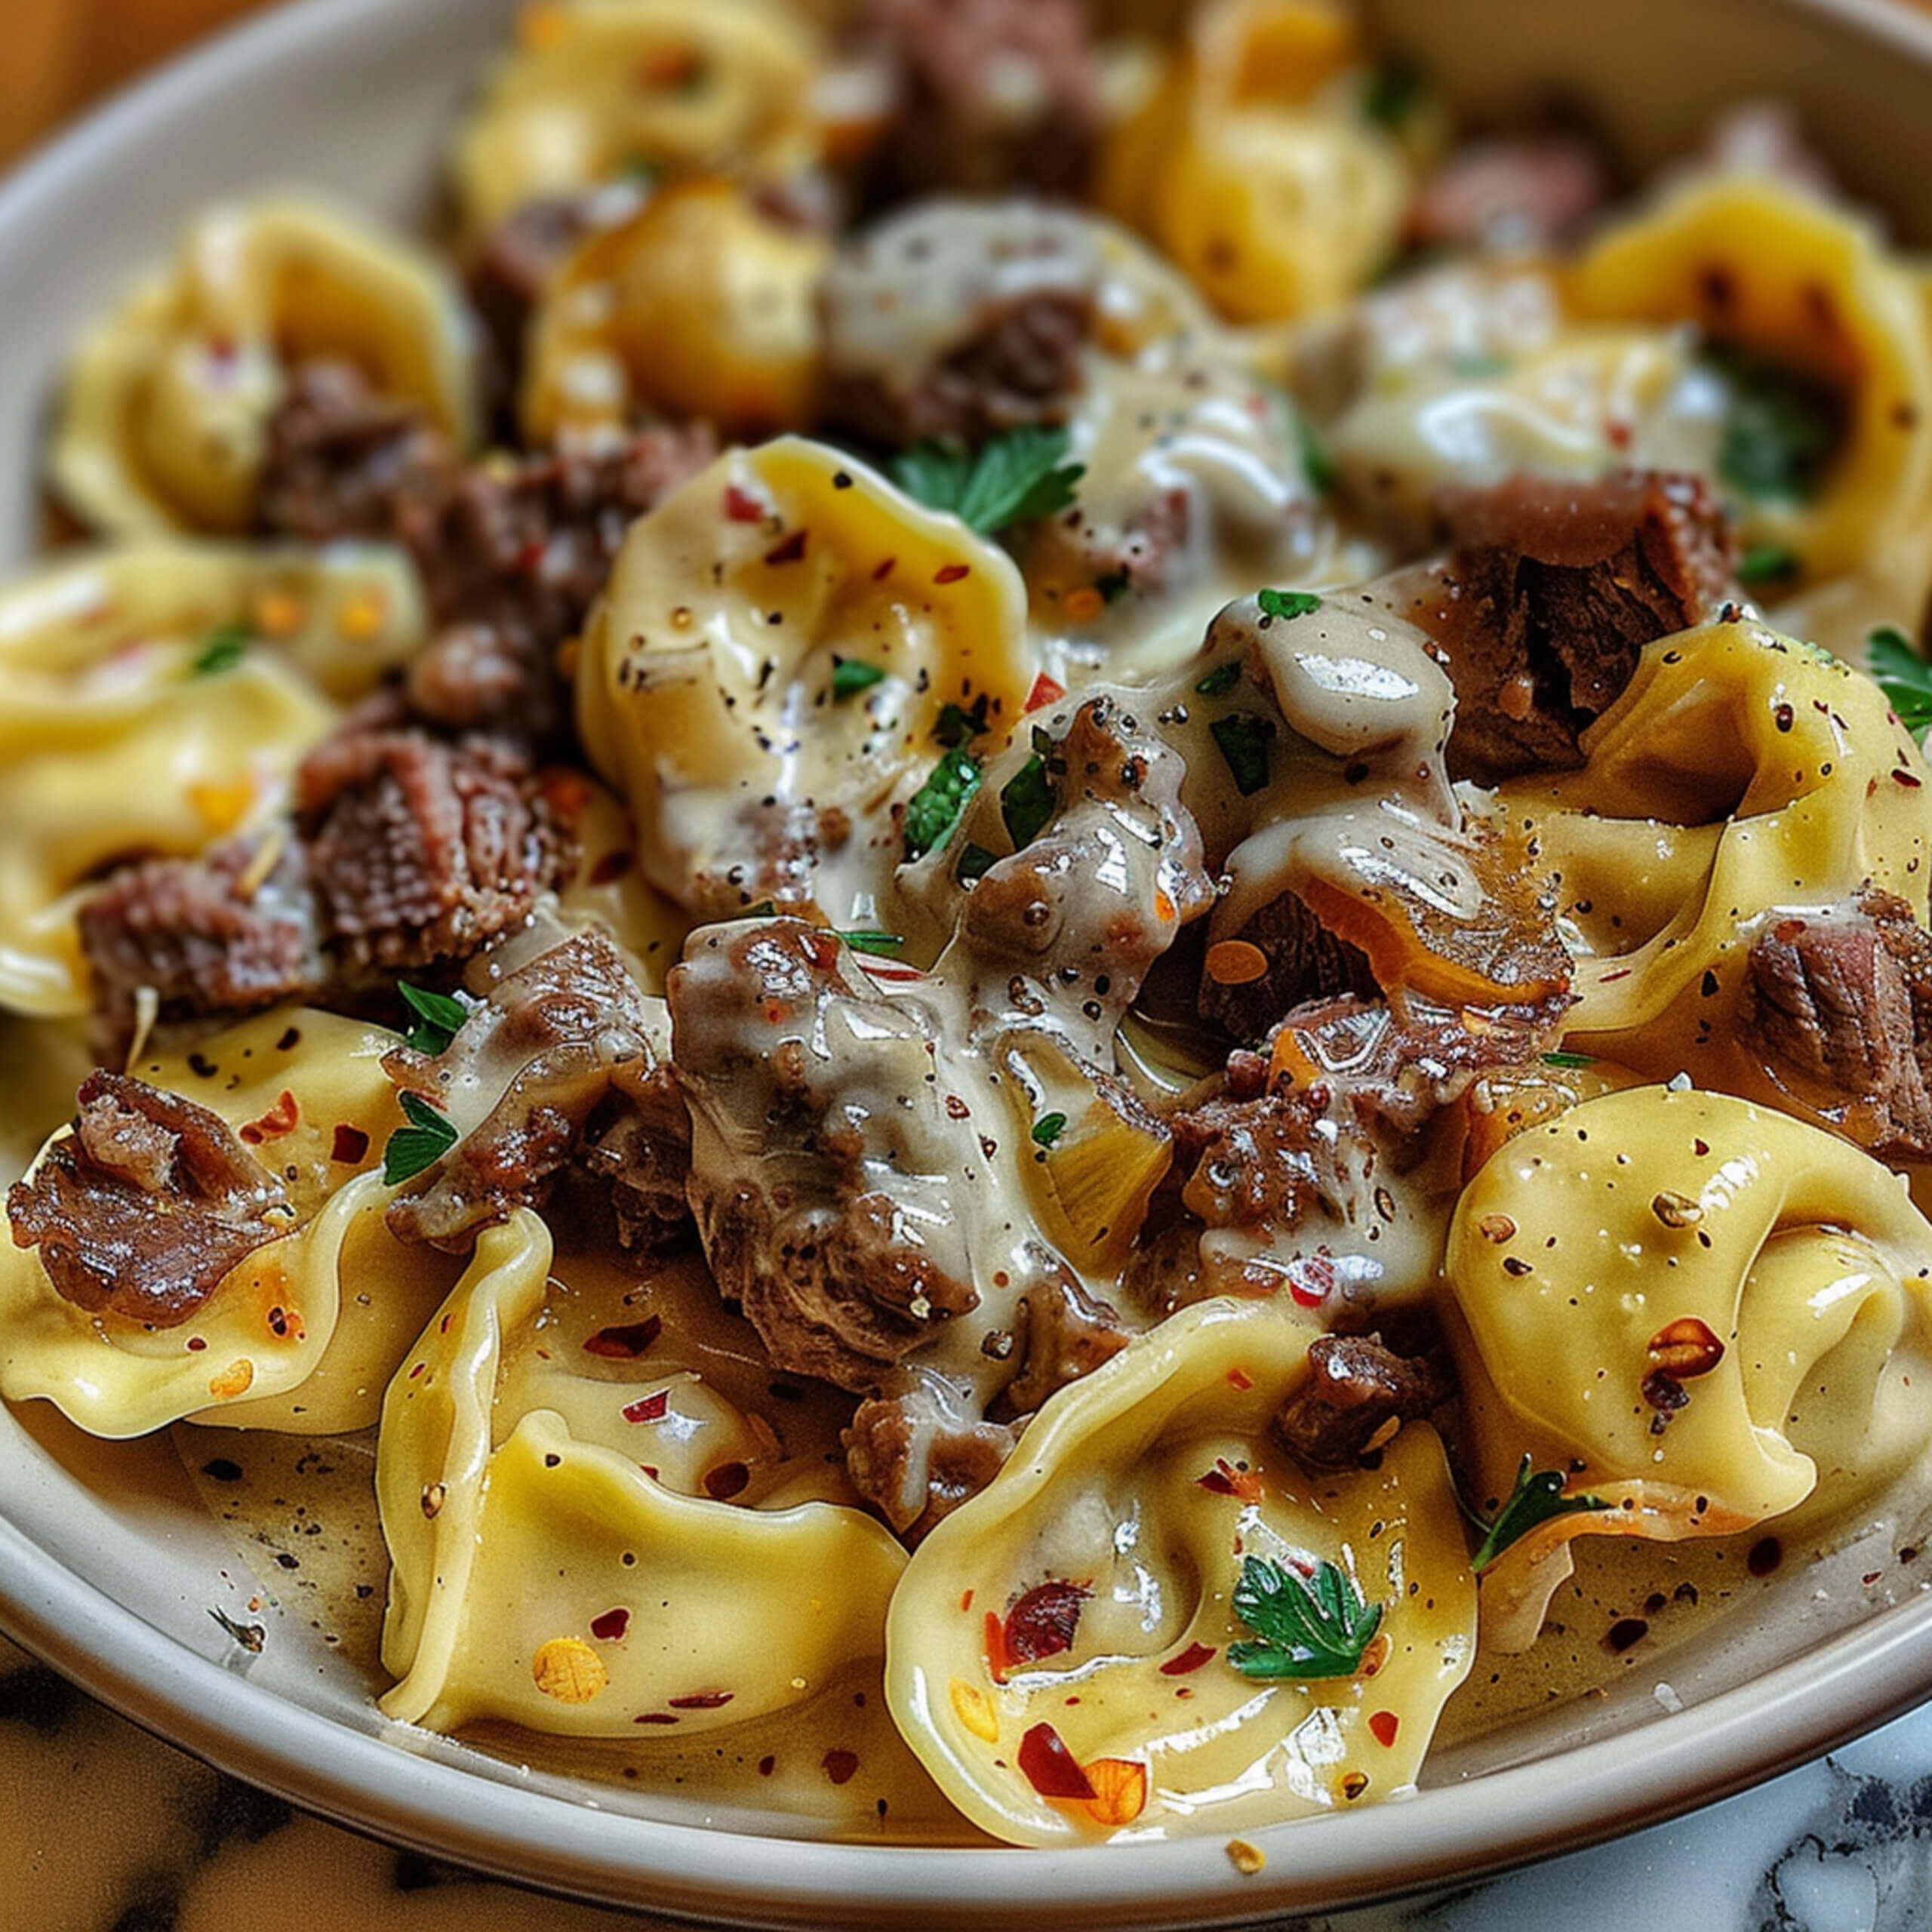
[
  {"xmin": 50, "ymin": 196, "xmax": 479, "ymax": 536},
  {"xmin": 1447, "ymin": 1086, "xmax": 1932, "ymax": 1650},
  {"xmin": 888, "ymin": 1301, "xmax": 1475, "ymax": 1843},
  {"xmin": 378, "ymin": 1218, "xmax": 906, "ymax": 1735},
  {"xmin": 0, "ymin": 543, "xmax": 426, "ymax": 1018}
]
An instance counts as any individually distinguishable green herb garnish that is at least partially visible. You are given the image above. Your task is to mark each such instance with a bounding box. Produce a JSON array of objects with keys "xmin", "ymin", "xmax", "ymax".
[
  {"xmin": 382, "ymin": 1091, "xmax": 458, "ymax": 1187},
  {"xmin": 1000, "ymin": 753, "xmax": 1057, "ymax": 851},
  {"xmin": 956, "ymin": 841, "xmax": 998, "ymax": 884},
  {"xmin": 1257, "ymin": 588, "xmax": 1322, "ymax": 624},
  {"xmin": 893, "ymin": 425, "xmax": 1084, "ymax": 535},
  {"xmin": 1226, "ymin": 1555, "xmax": 1382, "ymax": 1681},
  {"xmin": 1294, "ymin": 408, "xmax": 1337, "ymax": 497},
  {"xmin": 192, "ymin": 620, "xmax": 251, "ymax": 677},
  {"xmin": 1468, "ymin": 1456, "xmax": 1612, "ymax": 1573},
  {"xmin": 1541, "ymin": 1050, "xmax": 1597, "ymax": 1070},
  {"xmin": 831, "ymin": 657, "xmax": 886, "ymax": 702},
  {"xmin": 1361, "ymin": 61, "xmax": 1426, "ymax": 131},
  {"xmin": 1869, "ymin": 625, "xmax": 1932, "ymax": 744},
  {"xmin": 1737, "ymin": 543, "xmax": 1801, "ymax": 588},
  {"xmin": 904, "ymin": 746, "xmax": 983, "ymax": 860},
  {"xmin": 1031, "ymin": 1112, "xmax": 1068, "ymax": 1148},
  {"xmin": 1210, "ymin": 713, "xmax": 1278, "ymax": 797},
  {"xmin": 934, "ymin": 693, "xmax": 992, "ymax": 748},
  {"xmin": 1705, "ymin": 344, "xmax": 1844, "ymax": 506},
  {"xmin": 398, "ymin": 983, "xmax": 469, "ymax": 1057},
  {"xmin": 1096, "ymin": 569, "xmax": 1131, "ymax": 605},
  {"xmin": 1194, "ymin": 662, "xmax": 1241, "ymax": 698},
  {"xmin": 838, "ymin": 931, "xmax": 906, "ymax": 956}
]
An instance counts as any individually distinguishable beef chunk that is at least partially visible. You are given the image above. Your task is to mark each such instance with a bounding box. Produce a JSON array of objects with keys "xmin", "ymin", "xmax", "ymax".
[
  {"xmin": 1275, "ymin": 1334, "xmax": 1451, "ymax": 1469},
  {"xmin": 467, "ymin": 195, "xmax": 592, "ymax": 384},
  {"xmin": 1000, "ymin": 1274, "xmax": 1132, "ymax": 1417},
  {"xmin": 297, "ymin": 728, "xmax": 568, "ymax": 978},
  {"xmin": 1198, "ymin": 888, "xmax": 1380, "ymax": 1044},
  {"xmin": 844, "ymin": 1385, "xmax": 1015, "ymax": 1539},
  {"xmin": 1407, "ymin": 133, "xmax": 1610, "ymax": 255},
  {"xmin": 9, "ymin": 1072, "xmax": 289, "ymax": 1327},
  {"xmin": 1743, "ymin": 890, "xmax": 1932, "ymax": 1160},
  {"xmin": 1394, "ymin": 470, "xmax": 1738, "ymax": 783},
  {"xmin": 854, "ymin": 0, "xmax": 1101, "ymax": 202}
]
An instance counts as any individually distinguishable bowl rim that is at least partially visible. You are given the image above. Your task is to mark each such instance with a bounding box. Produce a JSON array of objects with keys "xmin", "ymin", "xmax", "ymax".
[{"xmin": 10, "ymin": 0, "xmax": 1932, "ymax": 1923}]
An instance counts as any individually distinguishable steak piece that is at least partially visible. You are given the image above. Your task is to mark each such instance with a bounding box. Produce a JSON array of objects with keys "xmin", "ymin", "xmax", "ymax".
[
  {"xmin": 1392, "ymin": 469, "xmax": 1739, "ymax": 783},
  {"xmin": 1198, "ymin": 888, "xmax": 1380, "ymax": 1044},
  {"xmin": 8, "ymin": 1072, "xmax": 290, "ymax": 1327},
  {"xmin": 1274, "ymin": 1333, "xmax": 1452, "ymax": 1469}
]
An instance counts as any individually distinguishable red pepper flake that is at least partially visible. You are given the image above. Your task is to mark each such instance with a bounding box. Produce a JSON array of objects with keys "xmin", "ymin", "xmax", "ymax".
[
  {"xmin": 1024, "ymin": 672, "xmax": 1066, "ymax": 712},
  {"xmin": 984, "ymin": 1610, "xmax": 1011, "ymax": 1681},
  {"xmin": 331, "ymin": 1124, "xmax": 370, "ymax": 1164},
  {"xmin": 959, "ymin": 1589, "xmax": 974, "ymax": 1613},
  {"xmin": 1017, "ymin": 1722, "xmax": 1096, "ymax": 1801},
  {"xmin": 585, "ymin": 1316, "xmax": 663, "ymax": 1360},
  {"xmin": 638, "ymin": 1465, "xmax": 659, "ymax": 1479},
  {"xmin": 1284, "ymin": 1253, "xmax": 1335, "ymax": 1309},
  {"xmin": 1367, "ymin": 1710, "xmax": 1400, "ymax": 1748},
  {"xmin": 934, "ymin": 563, "xmax": 971, "ymax": 585},
  {"xmin": 762, "ymin": 530, "xmax": 808, "ymax": 566},
  {"xmin": 822, "ymin": 1749, "xmax": 860, "ymax": 1786},
  {"xmin": 408, "ymin": 1361, "xmax": 425, "ymax": 1380},
  {"xmin": 872, "ymin": 556, "xmax": 897, "ymax": 581},
  {"xmin": 1001, "ymin": 1580, "xmax": 1091, "ymax": 1666},
  {"xmin": 239, "ymin": 1089, "xmax": 299, "ymax": 1144},
  {"xmin": 590, "ymin": 1607, "xmax": 631, "ymax": 1641},
  {"xmin": 186, "ymin": 1336, "xmax": 207, "ymax": 1352},
  {"xmin": 634, "ymin": 1712, "xmax": 679, "ymax": 1724},
  {"xmin": 1159, "ymin": 1641, "xmax": 1217, "ymax": 1676},
  {"xmin": 758, "ymin": 1755, "xmax": 777, "ymax": 1777},
  {"xmin": 622, "ymin": 1389, "xmax": 671, "ymax": 1424},
  {"xmin": 703, "ymin": 1460, "xmax": 751, "ymax": 1501},
  {"xmin": 1195, "ymin": 1459, "xmax": 1262, "ymax": 1502},
  {"xmin": 1226, "ymin": 1367, "xmax": 1254, "ymax": 1392},
  {"xmin": 589, "ymin": 848, "xmax": 634, "ymax": 885},
  {"xmin": 724, "ymin": 484, "xmax": 764, "ymax": 523},
  {"xmin": 1896, "ymin": 769, "xmax": 1924, "ymax": 789},
  {"xmin": 669, "ymin": 1690, "xmax": 736, "ymax": 1710}
]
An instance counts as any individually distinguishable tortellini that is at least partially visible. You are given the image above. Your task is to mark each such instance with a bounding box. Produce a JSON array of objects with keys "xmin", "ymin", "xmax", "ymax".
[
  {"xmin": 377, "ymin": 1219, "xmax": 906, "ymax": 1735},
  {"xmin": 574, "ymin": 435, "xmax": 1037, "ymax": 923},
  {"xmin": 1567, "ymin": 174, "xmax": 1932, "ymax": 581},
  {"xmin": 50, "ymin": 196, "xmax": 479, "ymax": 536},
  {"xmin": 1447, "ymin": 1085, "xmax": 1932, "ymax": 1650},
  {"xmin": 1102, "ymin": 0, "xmax": 1414, "ymax": 324},
  {"xmin": 1503, "ymin": 619, "xmax": 1932, "ymax": 1088},
  {"xmin": 0, "ymin": 543, "xmax": 427, "ymax": 1017},
  {"xmin": 887, "ymin": 1300, "xmax": 1475, "ymax": 1845},
  {"xmin": 0, "ymin": 1007, "xmax": 435, "ymax": 1437},
  {"xmin": 451, "ymin": 0, "xmax": 824, "ymax": 245},
  {"xmin": 522, "ymin": 179, "xmax": 828, "ymax": 441}
]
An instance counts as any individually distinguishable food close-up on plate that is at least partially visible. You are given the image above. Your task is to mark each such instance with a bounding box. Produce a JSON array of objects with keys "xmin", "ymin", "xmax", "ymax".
[{"xmin": 12, "ymin": 0, "xmax": 1932, "ymax": 1925}]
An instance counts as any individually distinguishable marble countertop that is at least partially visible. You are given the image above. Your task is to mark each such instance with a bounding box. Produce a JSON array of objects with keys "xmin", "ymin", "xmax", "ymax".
[{"xmin": 4, "ymin": 1627, "xmax": 1923, "ymax": 1932}]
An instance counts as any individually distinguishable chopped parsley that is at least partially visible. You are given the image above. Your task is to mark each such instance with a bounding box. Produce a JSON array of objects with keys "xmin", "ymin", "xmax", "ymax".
[
  {"xmin": 1294, "ymin": 408, "xmax": 1338, "ymax": 497},
  {"xmin": 893, "ymin": 425, "xmax": 1084, "ymax": 535},
  {"xmin": 382, "ymin": 1091, "xmax": 458, "ymax": 1187},
  {"xmin": 1194, "ymin": 662, "xmax": 1241, "ymax": 699},
  {"xmin": 830, "ymin": 657, "xmax": 886, "ymax": 702},
  {"xmin": 1468, "ymin": 1456, "xmax": 1612, "ymax": 1573},
  {"xmin": 1210, "ymin": 713, "xmax": 1278, "ymax": 797},
  {"xmin": 934, "ymin": 693, "xmax": 992, "ymax": 748},
  {"xmin": 956, "ymin": 841, "xmax": 998, "ymax": 884},
  {"xmin": 191, "ymin": 619, "xmax": 251, "ymax": 677},
  {"xmin": 398, "ymin": 983, "xmax": 469, "ymax": 1057},
  {"xmin": 1031, "ymin": 1112, "xmax": 1068, "ymax": 1148},
  {"xmin": 1361, "ymin": 61, "xmax": 1426, "ymax": 131},
  {"xmin": 1226, "ymin": 1555, "xmax": 1382, "ymax": 1680},
  {"xmin": 1541, "ymin": 1050, "xmax": 1597, "ymax": 1070},
  {"xmin": 1869, "ymin": 625, "xmax": 1932, "ymax": 744},
  {"xmin": 1257, "ymin": 588, "xmax": 1323, "ymax": 624},
  {"xmin": 1000, "ymin": 732, "xmax": 1059, "ymax": 851},
  {"xmin": 838, "ymin": 930, "xmax": 905, "ymax": 956},
  {"xmin": 904, "ymin": 746, "xmax": 982, "ymax": 860},
  {"xmin": 1736, "ymin": 543, "xmax": 1801, "ymax": 589},
  {"xmin": 1704, "ymin": 343, "xmax": 1845, "ymax": 506}
]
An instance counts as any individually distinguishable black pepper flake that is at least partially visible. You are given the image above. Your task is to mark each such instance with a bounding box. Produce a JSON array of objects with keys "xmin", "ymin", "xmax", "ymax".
[
  {"xmin": 1747, "ymin": 1536, "xmax": 1783, "ymax": 1577},
  {"xmin": 1605, "ymin": 1617, "xmax": 1649, "ymax": 1654}
]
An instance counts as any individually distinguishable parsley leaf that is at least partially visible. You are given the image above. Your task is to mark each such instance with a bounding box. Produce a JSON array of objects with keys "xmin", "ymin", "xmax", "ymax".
[
  {"xmin": 1704, "ymin": 344, "xmax": 1844, "ymax": 506},
  {"xmin": 398, "ymin": 983, "xmax": 469, "ymax": 1057},
  {"xmin": 1468, "ymin": 1456, "xmax": 1612, "ymax": 1573},
  {"xmin": 956, "ymin": 841, "xmax": 998, "ymax": 884},
  {"xmin": 831, "ymin": 657, "xmax": 885, "ymax": 702},
  {"xmin": 1031, "ymin": 1112, "xmax": 1068, "ymax": 1148},
  {"xmin": 1541, "ymin": 1050, "xmax": 1597, "ymax": 1070},
  {"xmin": 1737, "ymin": 543, "xmax": 1801, "ymax": 588},
  {"xmin": 893, "ymin": 425, "xmax": 1084, "ymax": 535},
  {"xmin": 904, "ymin": 746, "xmax": 983, "ymax": 860},
  {"xmin": 1195, "ymin": 662, "xmax": 1241, "ymax": 698},
  {"xmin": 1869, "ymin": 626, "xmax": 1932, "ymax": 744},
  {"xmin": 1000, "ymin": 752, "xmax": 1057, "ymax": 851},
  {"xmin": 1361, "ymin": 61, "xmax": 1425, "ymax": 130},
  {"xmin": 192, "ymin": 619, "xmax": 251, "ymax": 677},
  {"xmin": 1257, "ymin": 588, "xmax": 1322, "ymax": 624},
  {"xmin": 1294, "ymin": 408, "xmax": 1337, "ymax": 497},
  {"xmin": 382, "ymin": 1091, "xmax": 458, "ymax": 1187},
  {"xmin": 1226, "ymin": 1555, "xmax": 1382, "ymax": 1680},
  {"xmin": 838, "ymin": 930, "xmax": 905, "ymax": 955},
  {"xmin": 934, "ymin": 693, "xmax": 992, "ymax": 748},
  {"xmin": 1210, "ymin": 713, "xmax": 1277, "ymax": 797}
]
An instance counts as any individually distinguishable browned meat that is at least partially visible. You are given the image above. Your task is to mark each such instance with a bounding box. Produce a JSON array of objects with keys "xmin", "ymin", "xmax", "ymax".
[
  {"xmin": 844, "ymin": 1387, "xmax": 1015, "ymax": 1540},
  {"xmin": 8, "ymin": 1072, "xmax": 290, "ymax": 1327},
  {"xmin": 1274, "ymin": 1333, "xmax": 1452, "ymax": 1469},
  {"xmin": 1198, "ymin": 888, "xmax": 1379, "ymax": 1044},
  {"xmin": 1000, "ymin": 1273, "xmax": 1133, "ymax": 1417},
  {"xmin": 383, "ymin": 928, "xmax": 676, "ymax": 1249},
  {"xmin": 1743, "ymin": 890, "xmax": 1932, "ymax": 1161},
  {"xmin": 79, "ymin": 840, "xmax": 318, "ymax": 1039},
  {"xmin": 1407, "ymin": 134, "xmax": 1610, "ymax": 255},
  {"xmin": 580, "ymin": 1081, "xmax": 693, "ymax": 1252},
  {"xmin": 854, "ymin": 0, "xmax": 1101, "ymax": 202},
  {"xmin": 688, "ymin": 798, "xmax": 846, "ymax": 924},
  {"xmin": 823, "ymin": 291, "xmax": 1093, "ymax": 451},
  {"xmin": 1389, "ymin": 470, "xmax": 1739, "ymax": 783},
  {"xmin": 467, "ymin": 195, "xmax": 592, "ymax": 383}
]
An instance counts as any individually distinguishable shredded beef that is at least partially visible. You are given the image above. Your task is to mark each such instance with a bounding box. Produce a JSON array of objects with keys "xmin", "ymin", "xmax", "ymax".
[
  {"xmin": 1743, "ymin": 890, "xmax": 1932, "ymax": 1160},
  {"xmin": 1392, "ymin": 469, "xmax": 1739, "ymax": 784},
  {"xmin": 999, "ymin": 1274, "xmax": 1133, "ymax": 1417},
  {"xmin": 1407, "ymin": 134, "xmax": 1611, "ymax": 255},
  {"xmin": 467, "ymin": 195, "xmax": 592, "ymax": 385},
  {"xmin": 1198, "ymin": 888, "xmax": 1379, "ymax": 1044},
  {"xmin": 1274, "ymin": 1333, "xmax": 1452, "ymax": 1469},
  {"xmin": 8, "ymin": 1072, "xmax": 290, "ymax": 1327},
  {"xmin": 854, "ymin": 0, "xmax": 1101, "ymax": 203},
  {"xmin": 844, "ymin": 1386, "xmax": 1015, "ymax": 1539}
]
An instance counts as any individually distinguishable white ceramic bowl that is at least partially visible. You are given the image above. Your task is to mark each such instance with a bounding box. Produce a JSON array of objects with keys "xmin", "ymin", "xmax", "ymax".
[{"xmin": 8, "ymin": 2, "xmax": 1932, "ymax": 1924}]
